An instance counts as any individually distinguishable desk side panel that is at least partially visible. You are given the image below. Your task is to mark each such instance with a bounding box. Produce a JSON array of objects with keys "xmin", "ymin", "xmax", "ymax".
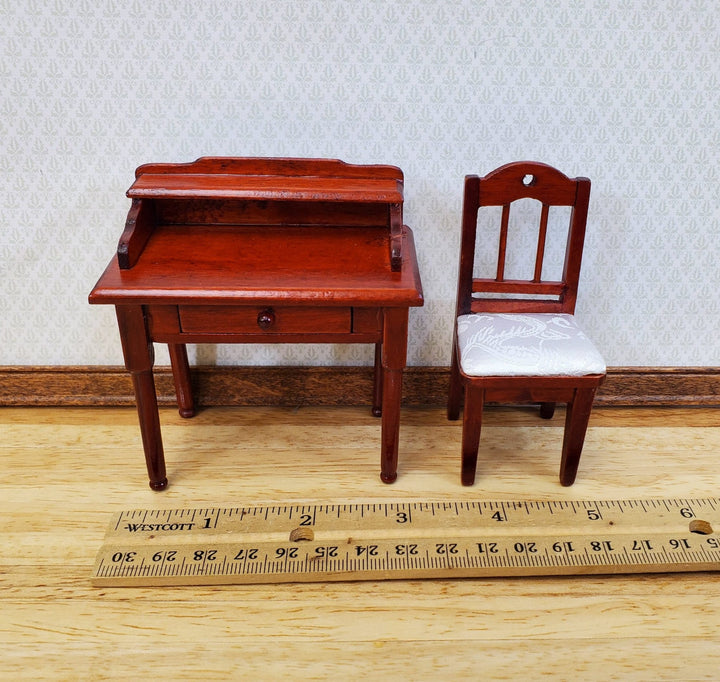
[{"xmin": 116, "ymin": 199, "xmax": 156, "ymax": 269}]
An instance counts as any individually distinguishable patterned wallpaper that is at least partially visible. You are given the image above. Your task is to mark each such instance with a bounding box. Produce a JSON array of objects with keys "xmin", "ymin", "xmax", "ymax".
[{"xmin": 1, "ymin": 0, "xmax": 719, "ymax": 367}]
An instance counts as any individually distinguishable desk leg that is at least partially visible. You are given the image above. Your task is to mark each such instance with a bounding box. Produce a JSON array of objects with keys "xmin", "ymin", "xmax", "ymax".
[
  {"xmin": 116, "ymin": 305, "xmax": 168, "ymax": 491},
  {"xmin": 168, "ymin": 343, "xmax": 195, "ymax": 418},
  {"xmin": 379, "ymin": 308, "xmax": 409, "ymax": 483},
  {"xmin": 372, "ymin": 342, "xmax": 383, "ymax": 417}
]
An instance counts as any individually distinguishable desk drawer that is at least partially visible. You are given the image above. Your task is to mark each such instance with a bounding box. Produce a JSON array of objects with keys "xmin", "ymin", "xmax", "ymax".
[{"xmin": 179, "ymin": 305, "xmax": 352, "ymax": 335}]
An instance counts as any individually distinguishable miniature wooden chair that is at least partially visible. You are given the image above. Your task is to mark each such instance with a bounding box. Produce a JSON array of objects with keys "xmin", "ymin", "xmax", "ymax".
[{"xmin": 447, "ymin": 161, "xmax": 606, "ymax": 486}]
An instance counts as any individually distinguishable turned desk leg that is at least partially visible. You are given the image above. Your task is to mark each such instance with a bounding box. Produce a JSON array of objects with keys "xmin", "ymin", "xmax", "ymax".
[
  {"xmin": 168, "ymin": 343, "xmax": 195, "ymax": 418},
  {"xmin": 372, "ymin": 342, "xmax": 383, "ymax": 417},
  {"xmin": 379, "ymin": 308, "xmax": 409, "ymax": 483},
  {"xmin": 116, "ymin": 305, "xmax": 168, "ymax": 491}
]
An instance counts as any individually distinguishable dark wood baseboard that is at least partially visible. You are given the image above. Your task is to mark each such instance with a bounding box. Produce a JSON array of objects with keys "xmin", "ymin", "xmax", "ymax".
[{"xmin": 1, "ymin": 366, "xmax": 719, "ymax": 407}]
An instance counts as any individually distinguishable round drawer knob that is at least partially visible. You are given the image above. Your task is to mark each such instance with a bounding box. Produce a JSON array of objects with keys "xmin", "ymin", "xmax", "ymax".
[{"xmin": 257, "ymin": 308, "xmax": 276, "ymax": 330}]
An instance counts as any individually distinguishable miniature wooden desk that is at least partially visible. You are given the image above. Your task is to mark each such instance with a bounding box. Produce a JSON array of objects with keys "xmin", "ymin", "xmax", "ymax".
[{"xmin": 89, "ymin": 158, "xmax": 424, "ymax": 489}]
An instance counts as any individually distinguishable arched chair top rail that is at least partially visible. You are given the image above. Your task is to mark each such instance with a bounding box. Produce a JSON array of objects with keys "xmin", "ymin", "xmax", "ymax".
[{"xmin": 468, "ymin": 161, "xmax": 588, "ymax": 207}]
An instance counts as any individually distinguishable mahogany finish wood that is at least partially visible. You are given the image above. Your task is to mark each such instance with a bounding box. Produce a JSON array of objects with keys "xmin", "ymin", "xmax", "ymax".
[
  {"xmin": 89, "ymin": 157, "xmax": 423, "ymax": 489},
  {"xmin": 447, "ymin": 161, "xmax": 606, "ymax": 486}
]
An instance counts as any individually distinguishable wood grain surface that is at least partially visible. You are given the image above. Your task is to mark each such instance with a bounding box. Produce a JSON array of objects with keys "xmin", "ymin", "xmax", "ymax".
[{"xmin": 2, "ymin": 405, "xmax": 720, "ymax": 680}]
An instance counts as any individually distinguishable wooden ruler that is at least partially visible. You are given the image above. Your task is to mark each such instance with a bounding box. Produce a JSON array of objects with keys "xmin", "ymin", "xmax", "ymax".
[{"xmin": 91, "ymin": 498, "xmax": 720, "ymax": 586}]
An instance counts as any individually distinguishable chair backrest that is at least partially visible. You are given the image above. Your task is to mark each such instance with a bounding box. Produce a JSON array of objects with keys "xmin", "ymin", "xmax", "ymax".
[{"xmin": 455, "ymin": 161, "xmax": 591, "ymax": 317}]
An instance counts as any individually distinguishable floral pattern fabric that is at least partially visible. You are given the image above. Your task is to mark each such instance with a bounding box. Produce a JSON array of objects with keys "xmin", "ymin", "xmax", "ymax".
[{"xmin": 457, "ymin": 313, "xmax": 606, "ymax": 377}]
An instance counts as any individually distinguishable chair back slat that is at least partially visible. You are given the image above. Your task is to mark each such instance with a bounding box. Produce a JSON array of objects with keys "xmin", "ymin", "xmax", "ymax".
[
  {"xmin": 533, "ymin": 203, "xmax": 550, "ymax": 282},
  {"xmin": 496, "ymin": 204, "xmax": 510, "ymax": 281}
]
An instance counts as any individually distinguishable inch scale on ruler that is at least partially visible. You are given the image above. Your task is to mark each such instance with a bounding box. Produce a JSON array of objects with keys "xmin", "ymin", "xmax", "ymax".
[{"xmin": 91, "ymin": 498, "xmax": 720, "ymax": 586}]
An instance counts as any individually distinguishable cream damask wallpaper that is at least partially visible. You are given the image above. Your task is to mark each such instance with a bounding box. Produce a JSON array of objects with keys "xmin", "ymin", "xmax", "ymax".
[{"xmin": 1, "ymin": 0, "xmax": 719, "ymax": 367}]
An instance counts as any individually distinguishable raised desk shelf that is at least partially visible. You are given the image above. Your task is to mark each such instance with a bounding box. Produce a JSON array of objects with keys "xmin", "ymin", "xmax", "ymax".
[
  {"xmin": 119, "ymin": 157, "xmax": 405, "ymax": 272},
  {"xmin": 128, "ymin": 173, "xmax": 404, "ymax": 203}
]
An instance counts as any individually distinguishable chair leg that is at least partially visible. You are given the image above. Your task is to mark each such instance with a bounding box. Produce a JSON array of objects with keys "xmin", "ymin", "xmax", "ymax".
[
  {"xmin": 447, "ymin": 340, "xmax": 463, "ymax": 421},
  {"xmin": 168, "ymin": 343, "xmax": 195, "ymax": 418},
  {"xmin": 539, "ymin": 402, "xmax": 556, "ymax": 419},
  {"xmin": 460, "ymin": 383, "xmax": 484, "ymax": 486},
  {"xmin": 559, "ymin": 388, "xmax": 597, "ymax": 486}
]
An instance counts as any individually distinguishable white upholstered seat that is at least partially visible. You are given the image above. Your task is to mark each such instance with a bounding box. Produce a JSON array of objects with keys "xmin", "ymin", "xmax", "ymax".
[{"xmin": 457, "ymin": 313, "xmax": 606, "ymax": 377}]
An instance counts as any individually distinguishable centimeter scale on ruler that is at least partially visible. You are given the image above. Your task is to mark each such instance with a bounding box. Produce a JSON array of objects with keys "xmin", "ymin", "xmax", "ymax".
[{"xmin": 91, "ymin": 498, "xmax": 720, "ymax": 586}]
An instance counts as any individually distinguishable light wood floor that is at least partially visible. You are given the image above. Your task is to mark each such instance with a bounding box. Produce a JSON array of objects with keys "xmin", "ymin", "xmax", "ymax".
[{"xmin": 3, "ymin": 404, "xmax": 720, "ymax": 680}]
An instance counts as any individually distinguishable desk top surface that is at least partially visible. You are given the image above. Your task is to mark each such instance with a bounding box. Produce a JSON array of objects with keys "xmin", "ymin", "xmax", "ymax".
[{"xmin": 90, "ymin": 225, "xmax": 423, "ymax": 307}]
